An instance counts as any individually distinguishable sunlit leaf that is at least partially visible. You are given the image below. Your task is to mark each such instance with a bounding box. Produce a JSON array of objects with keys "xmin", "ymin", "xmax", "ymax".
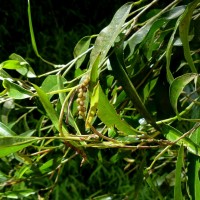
[
  {"xmin": 2, "ymin": 79, "xmax": 33, "ymax": 99},
  {"xmin": 86, "ymin": 82, "xmax": 99, "ymax": 129},
  {"xmin": 1, "ymin": 59, "xmax": 36, "ymax": 78},
  {"xmin": 97, "ymin": 85, "xmax": 138, "ymax": 135},
  {"xmin": 9, "ymin": 53, "xmax": 36, "ymax": 77},
  {"xmin": 90, "ymin": 2, "xmax": 132, "ymax": 67}
]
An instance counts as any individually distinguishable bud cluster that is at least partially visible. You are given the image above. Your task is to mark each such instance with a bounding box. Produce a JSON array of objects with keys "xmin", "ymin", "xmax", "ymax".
[{"xmin": 77, "ymin": 76, "xmax": 90, "ymax": 117}]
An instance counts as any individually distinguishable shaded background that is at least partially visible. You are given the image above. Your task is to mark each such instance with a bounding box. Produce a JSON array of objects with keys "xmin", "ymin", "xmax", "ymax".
[
  {"xmin": 0, "ymin": 0, "xmax": 130, "ymax": 64},
  {"xmin": 0, "ymin": 0, "xmax": 176, "ymax": 64}
]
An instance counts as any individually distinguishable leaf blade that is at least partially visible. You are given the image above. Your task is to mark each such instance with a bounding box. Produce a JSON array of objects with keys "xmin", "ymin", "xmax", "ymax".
[
  {"xmin": 169, "ymin": 73, "xmax": 198, "ymax": 116},
  {"xmin": 89, "ymin": 2, "xmax": 132, "ymax": 67}
]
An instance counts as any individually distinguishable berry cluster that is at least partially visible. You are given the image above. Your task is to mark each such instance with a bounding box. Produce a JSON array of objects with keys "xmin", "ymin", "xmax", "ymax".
[{"xmin": 77, "ymin": 76, "xmax": 90, "ymax": 118}]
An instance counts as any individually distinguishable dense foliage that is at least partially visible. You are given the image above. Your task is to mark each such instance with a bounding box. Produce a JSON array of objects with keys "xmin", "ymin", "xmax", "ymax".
[{"xmin": 0, "ymin": 0, "xmax": 200, "ymax": 199}]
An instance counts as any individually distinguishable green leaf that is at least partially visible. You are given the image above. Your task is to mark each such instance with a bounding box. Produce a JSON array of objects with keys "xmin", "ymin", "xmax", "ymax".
[
  {"xmin": 0, "ymin": 69, "xmax": 12, "ymax": 79},
  {"xmin": 33, "ymin": 84, "xmax": 69, "ymax": 136},
  {"xmin": 57, "ymin": 74, "xmax": 66, "ymax": 105},
  {"xmin": 97, "ymin": 85, "xmax": 138, "ymax": 135},
  {"xmin": 1, "ymin": 99, "xmax": 15, "ymax": 124},
  {"xmin": 86, "ymin": 53, "xmax": 101, "ymax": 128},
  {"xmin": 27, "ymin": 0, "xmax": 55, "ymax": 67},
  {"xmin": 39, "ymin": 159, "xmax": 54, "ymax": 174},
  {"xmin": 0, "ymin": 122, "xmax": 17, "ymax": 136},
  {"xmin": 169, "ymin": 73, "xmax": 198, "ymax": 116},
  {"xmin": 1, "ymin": 189, "xmax": 35, "ymax": 199},
  {"xmin": 162, "ymin": 124, "xmax": 200, "ymax": 156},
  {"xmin": 174, "ymin": 144, "xmax": 184, "ymax": 200},
  {"xmin": 164, "ymin": 6, "xmax": 186, "ymax": 84},
  {"xmin": 0, "ymin": 136, "xmax": 36, "ymax": 158},
  {"xmin": 0, "ymin": 59, "xmax": 36, "ymax": 78},
  {"xmin": 188, "ymin": 122, "xmax": 200, "ymax": 199},
  {"xmin": 179, "ymin": 0, "xmax": 199, "ymax": 73},
  {"xmin": 86, "ymin": 82, "xmax": 99, "ymax": 129},
  {"xmin": 188, "ymin": 154, "xmax": 200, "ymax": 200},
  {"xmin": 2, "ymin": 79, "xmax": 33, "ymax": 99},
  {"xmin": 126, "ymin": 23, "xmax": 152, "ymax": 56},
  {"xmin": 166, "ymin": 21, "xmax": 179, "ymax": 84},
  {"xmin": 27, "ymin": 0, "xmax": 39, "ymax": 57},
  {"xmin": 74, "ymin": 36, "xmax": 92, "ymax": 69},
  {"xmin": 89, "ymin": 2, "xmax": 132, "ymax": 67},
  {"xmin": 41, "ymin": 75, "xmax": 66, "ymax": 99},
  {"xmin": 0, "ymin": 60, "xmax": 21, "ymax": 70},
  {"xmin": 142, "ymin": 77, "xmax": 158, "ymax": 103},
  {"xmin": 110, "ymin": 51, "xmax": 159, "ymax": 130},
  {"xmin": 9, "ymin": 53, "xmax": 36, "ymax": 78}
]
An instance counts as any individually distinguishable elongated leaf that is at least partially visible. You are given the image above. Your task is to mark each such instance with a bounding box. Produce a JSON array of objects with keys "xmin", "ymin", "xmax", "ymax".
[
  {"xmin": 174, "ymin": 144, "xmax": 184, "ymax": 200},
  {"xmin": 188, "ymin": 153, "xmax": 200, "ymax": 200},
  {"xmin": 0, "ymin": 60, "xmax": 22, "ymax": 70},
  {"xmin": 9, "ymin": 53, "xmax": 36, "ymax": 78},
  {"xmin": 74, "ymin": 36, "xmax": 92, "ymax": 69},
  {"xmin": 86, "ymin": 53, "xmax": 101, "ymax": 128},
  {"xmin": 2, "ymin": 79, "xmax": 33, "ymax": 99},
  {"xmin": 0, "ymin": 136, "xmax": 36, "ymax": 158},
  {"xmin": 164, "ymin": 6, "xmax": 186, "ymax": 84},
  {"xmin": 126, "ymin": 23, "xmax": 152, "ymax": 56},
  {"xmin": 110, "ymin": 51, "xmax": 159, "ymax": 130},
  {"xmin": 2, "ymin": 189, "xmax": 35, "ymax": 198},
  {"xmin": 187, "ymin": 119, "xmax": 200, "ymax": 199},
  {"xmin": 0, "ymin": 122, "xmax": 17, "ymax": 136},
  {"xmin": 57, "ymin": 74, "xmax": 66, "ymax": 105},
  {"xmin": 86, "ymin": 82, "xmax": 99, "ymax": 129},
  {"xmin": 27, "ymin": 0, "xmax": 55, "ymax": 66},
  {"xmin": 41, "ymin": 75, "xmax": 66, "ymax": 100},
  {"xmin": 27, "ymin": 0, "xmax": 39, "ymax": 57},
  {"xmin": 0, "ymin": 69, "xmax": 12, "ymax": 79},
  {"xmin": 179, "ymin": 0, "xmax": 199, "ymax": 73},
  {"xmin": 1, "ymin": 59, "xmax": 36, "ymax": 78},
  {"xmin": 33, "ymin": 84, "xmax": 69, "ymax": 136},
  {"xmin": 166, "ymin": 20, "xmax": 179, "ymax": 84},
  {"xmin": 90, "ymin": 2, "xmax": 132, "ymax": 67},
  {"xmin": 169, "ymin": 73, "xmax": 198, "ymax": 116},
  {"xmin": 162, "ymin": 124, "xmax": 200, "ymax": 156},
  {"xmin": 1, "ymin": 99, "xmax": 15, "ymax": 124},
  {"xmin": 97, "ymin": 85, "xmax": 137, "ymax": 135}
]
